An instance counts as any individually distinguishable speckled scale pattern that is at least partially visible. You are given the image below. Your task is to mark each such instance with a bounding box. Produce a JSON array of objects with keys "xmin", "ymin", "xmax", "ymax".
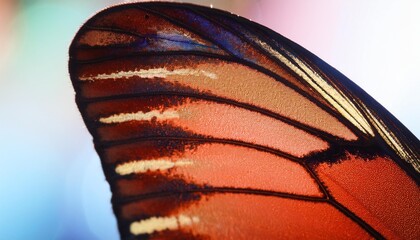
[{"xmin": 69, "ymin": 2, "xmax": 420, "ymax": 239}]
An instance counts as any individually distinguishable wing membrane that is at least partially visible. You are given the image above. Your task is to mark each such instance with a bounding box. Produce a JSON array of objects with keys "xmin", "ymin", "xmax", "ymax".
[{"xmin": 69, "ymin": 2, "xmax": 419, "ymax": 239}]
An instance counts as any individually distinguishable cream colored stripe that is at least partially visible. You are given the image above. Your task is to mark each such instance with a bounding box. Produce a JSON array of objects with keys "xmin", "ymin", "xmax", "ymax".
[
  {"xmin": 115, "ymin": 159, "xmax": 193, "ymax": 175},
  {"xmin": 254, "ymin": 39, "xmax": 374, "ymax": 136},
  {"xmin": 130, "ymin": 215, "xmax": 200, "ymax": 235},
  {"xmin": 360, "ymin": 102, "xmax": 419, "ymax": 171},
  {"xmin": 99, "ymin": 110, "xmax": 179, "ymax": 124},
  {"xmin": 79, "ymin": 67, "xmax": 217, "ymax": 81},
  {"xmin": 288, "ymin": 53, "xmax": 373, "ymax": 135}
]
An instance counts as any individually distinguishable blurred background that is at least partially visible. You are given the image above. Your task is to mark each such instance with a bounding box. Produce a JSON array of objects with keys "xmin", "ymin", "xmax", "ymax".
[{"xmin": 0, "ymin": 0, "xmax": 418, "ymax": 239}]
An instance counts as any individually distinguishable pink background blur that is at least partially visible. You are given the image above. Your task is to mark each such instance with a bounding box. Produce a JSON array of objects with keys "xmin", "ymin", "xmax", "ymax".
[{"xmin": 0, "ymin": 1, "xmax": 418, "ymax": 239}]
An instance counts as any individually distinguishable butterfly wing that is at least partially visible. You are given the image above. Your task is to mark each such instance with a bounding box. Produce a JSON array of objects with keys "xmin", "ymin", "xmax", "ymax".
[{"xmin": 69, "ymin": 2, "xmax": 420, "ymax": 239}]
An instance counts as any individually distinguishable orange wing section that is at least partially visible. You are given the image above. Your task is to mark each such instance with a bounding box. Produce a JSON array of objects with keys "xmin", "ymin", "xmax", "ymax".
[
  {"xmin": 69, "ymin": 2, "xmax": 419, "ymax": 239},
  {"xmin": 119, "ymin": 194, "xmax": 370, "ymax": 239},
  {"xmin": 108, "ymin": 141, "xmax": 323, "ymax": 197},
  {"xmin": 315, "ymin": 153, "xmax": 420, "ymax": 239}
]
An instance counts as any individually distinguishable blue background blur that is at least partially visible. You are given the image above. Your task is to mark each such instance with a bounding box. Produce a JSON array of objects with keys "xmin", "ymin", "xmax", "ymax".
[{"xmin": 0, "ymin": 0, "xmax": 418, "ymax": 239}]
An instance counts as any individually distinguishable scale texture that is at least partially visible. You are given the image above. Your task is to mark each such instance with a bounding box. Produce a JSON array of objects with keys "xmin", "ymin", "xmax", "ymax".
[{"xmin": 69, "ymin": 2, "xmax": 420, "ymax": 239}]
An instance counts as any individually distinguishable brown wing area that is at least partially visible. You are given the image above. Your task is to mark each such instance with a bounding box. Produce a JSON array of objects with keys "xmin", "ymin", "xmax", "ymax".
[{"xmin": 69, "ymin": 2, "xmax": 419, "ymax": 240}]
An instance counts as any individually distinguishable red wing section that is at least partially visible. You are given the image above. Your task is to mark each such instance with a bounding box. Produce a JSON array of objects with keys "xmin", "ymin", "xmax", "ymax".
[{"xmin": 69, "ymin": 2, "xmax": 419, "ymax": 239}]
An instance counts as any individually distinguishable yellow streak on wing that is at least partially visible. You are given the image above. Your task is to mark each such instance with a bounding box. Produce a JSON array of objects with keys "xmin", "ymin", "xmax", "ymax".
[
  {"xmin": 130, "ymin": 215, "xmax": 200, "ymax": 235},
  {"xmin": 79, "ymin": 67, "xmax": 217, "ymax": 81},
  {"xmin": 99, "ymin": 110, "xmax": 179, "ymax": 124},
  {"xmin": 254, "ymin": 39, "xmax": 374, "ymax": 137},
  {"xmin": 360, "ymin": 102, "xmax": 419, "ymax": 171},
  {"xmin": 115, "ymin": 159, "xmax": 193, "ymax": 175},
  {"xmin": 254, "ymin": 38, "xmax": 420, "ymax": 171}
]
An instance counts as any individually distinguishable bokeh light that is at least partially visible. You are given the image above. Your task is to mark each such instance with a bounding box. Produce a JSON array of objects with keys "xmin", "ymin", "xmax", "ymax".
[{"xmin": 0, "ymin": 1, "xmax": 418, "ymax": 239}]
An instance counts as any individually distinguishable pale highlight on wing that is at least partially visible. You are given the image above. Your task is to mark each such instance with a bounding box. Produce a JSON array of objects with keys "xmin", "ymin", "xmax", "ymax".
[
  {"xmin": 95, "ymin": 99, "xmax": 329, "ymax": 157},
  {"xmin": 122, "ymin": 193, "xmax": 371, "ymax": 239},
  {"xmin": 79, "ymin": 67, "xmax": 217, "ymax": 81},
  {"xmin": 99, "ymin": 110, "xmax": 179, "ymax": 124},
  {"xmin": 115, "ymin": 159, "xmax": 193, "ymax": 175},
  {"xmin": 77, "ymin": 57, "xmax": 359, "ymax": 141},
  {"xmin": 360, "ymin": 102, "xmax": 419, "ymax": 171},
  {"xmin": 130, "ymin": 215, "xmax": 200, "ymax": 235},
  {"xmin": 254, "ymin": 39, "xmax": 374, "ymax": 137}
]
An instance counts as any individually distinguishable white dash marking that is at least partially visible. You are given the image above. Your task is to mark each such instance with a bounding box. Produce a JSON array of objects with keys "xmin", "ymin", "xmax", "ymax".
[
  {"xmin": 99, "ymin": 110, "xmax": 179, "ymax": 124},
  {"xmin": 178, "ymin": 215, "xmax": 200, "ymax": 226},
  {"xmin": 79, "ymin": 67, "xmax": 217, "ymax": 81},
  {"xmin": 130, "ymin": 215, "xmax": 200, "ymax": 235},
  {"xmin": 115, "ymin": 159, "xmax": 193, "ymax": 175}
]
